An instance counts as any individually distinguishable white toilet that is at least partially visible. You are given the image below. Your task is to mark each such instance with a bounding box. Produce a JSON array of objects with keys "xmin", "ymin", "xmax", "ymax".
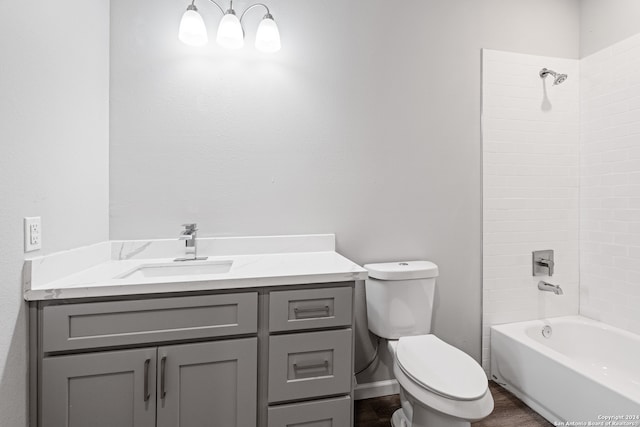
[{"xmin": 364, "ymin": 261, "xmax": 493, "ymax": 427}]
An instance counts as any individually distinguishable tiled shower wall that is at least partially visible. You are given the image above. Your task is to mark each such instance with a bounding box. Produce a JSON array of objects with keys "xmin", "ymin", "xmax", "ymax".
[
  {"xmin": 580, "ymin": 34, "xmax": 640, "ymax": 335},
  {"xmin": 481, "ymin": 50, "xmax": 580, "ymax": 372},
  {"xmin": 483, "ymin": 39, "xmax": 640, "ymax": 371}
]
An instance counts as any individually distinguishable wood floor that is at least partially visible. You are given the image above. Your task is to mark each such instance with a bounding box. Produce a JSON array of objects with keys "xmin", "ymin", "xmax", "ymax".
[{"xmin": 354, "ymin": 381, "xmax": 553, "ymax": 427}]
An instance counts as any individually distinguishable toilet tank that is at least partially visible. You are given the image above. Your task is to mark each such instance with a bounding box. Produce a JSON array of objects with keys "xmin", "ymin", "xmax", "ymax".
[{"xmin": 364, "ymin": 261, "xmax": 439, "ymax": 339}]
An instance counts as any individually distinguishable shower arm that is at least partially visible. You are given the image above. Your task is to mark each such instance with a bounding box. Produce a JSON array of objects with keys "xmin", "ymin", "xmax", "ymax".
[
  {"xmin": 540, "ymin": 68, "xmax": 568, "ymax": 85},
  {"xmin": 539, "ymin": 68, "xmax": 557, "ymax": 79}
]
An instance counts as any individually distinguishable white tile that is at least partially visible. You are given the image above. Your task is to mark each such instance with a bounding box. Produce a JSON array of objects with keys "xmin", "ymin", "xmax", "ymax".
[
  {"xmin": 482, "ymin": 50, "xmax": 580, "ymax": 370},
  {"xmin": 580, "ymin": 36, "xmax": 640, "ymax": 340}
]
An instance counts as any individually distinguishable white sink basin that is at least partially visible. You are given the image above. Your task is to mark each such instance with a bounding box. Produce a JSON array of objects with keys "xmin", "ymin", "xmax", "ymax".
[{"xmin": 117, "ymin": 260, "xmax": 233, "ymax": 279}]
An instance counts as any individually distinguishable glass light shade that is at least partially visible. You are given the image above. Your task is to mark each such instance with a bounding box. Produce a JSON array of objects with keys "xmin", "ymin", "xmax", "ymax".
[
  {"xmin": 178, "ymin": 7, "xmax": 208, "ymax": 46},
  {"xmin": 216, "ymin": 12, "xmax": 244, "ymax": 49},
  {"xmin": 255, "ymin": 15, "xmax": 281, "ymax": 53}
]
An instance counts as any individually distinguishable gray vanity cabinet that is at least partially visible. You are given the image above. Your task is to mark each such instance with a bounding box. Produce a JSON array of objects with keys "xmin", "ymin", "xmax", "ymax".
[
  {"xmin": 31, "ymin": 284, "xmax": 355, "ymax": 427},
  {"xmin": 41, "ymin": 347, "xmax": 157, "ymax": 427}
]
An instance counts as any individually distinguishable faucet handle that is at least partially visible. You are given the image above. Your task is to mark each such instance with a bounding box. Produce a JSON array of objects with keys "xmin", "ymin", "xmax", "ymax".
[
  {"xmin": 538, "ymin": 258, "xmax": 554, "ymax": 267},
  {"xmin": 537, "ymin": 258, "xmax": 554, "ymax": 276},
  {"xmin": 532, "ymin": 250, "xmax": 554, "ymax": 276},
  {"xmin": 182, "ymin": 223, "xmax": 198, "ymax": 231}
]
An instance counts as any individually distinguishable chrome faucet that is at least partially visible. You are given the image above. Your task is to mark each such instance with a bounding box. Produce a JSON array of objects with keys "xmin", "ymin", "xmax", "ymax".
[
  {"xmin": 538, "ymin": 281, "xmax": 563, "ymax": 295},
  {"xmin": 175, "ymin": 223, "xmax": 207, "ymax": 262}
]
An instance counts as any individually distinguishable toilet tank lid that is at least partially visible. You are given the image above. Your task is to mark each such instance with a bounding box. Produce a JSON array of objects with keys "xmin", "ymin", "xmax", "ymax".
[{"xmin": 364, "ymin": 261, "xmax": 439, "ymax": 280}]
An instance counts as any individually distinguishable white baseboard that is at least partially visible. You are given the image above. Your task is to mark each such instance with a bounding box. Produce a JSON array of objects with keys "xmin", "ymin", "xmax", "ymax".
[{"xmin": 354, "ymin": 379, "xmax": 400, "ymax": 400}]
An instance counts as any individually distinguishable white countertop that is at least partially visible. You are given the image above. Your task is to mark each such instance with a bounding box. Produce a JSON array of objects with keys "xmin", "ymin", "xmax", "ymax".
[{"xmin": 23, "ymin": 235, "xmax": 368, "ymax": 301}]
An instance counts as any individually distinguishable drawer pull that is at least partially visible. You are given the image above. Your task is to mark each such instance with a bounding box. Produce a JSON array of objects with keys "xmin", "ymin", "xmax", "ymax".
[
  {"xmin": 293, "ymin": 360, "xmax": 329, "ymax": 371},
  {"xmin": 143, "ymin": 358, "xmax": 151, "ymax": 402},
  {"xmin": 160, "ymin": 356, "xmax": 167, "ymax": 399},
  {"xmin": 293, "ymin": 305, "xmax": 330, "ymax": 318}
]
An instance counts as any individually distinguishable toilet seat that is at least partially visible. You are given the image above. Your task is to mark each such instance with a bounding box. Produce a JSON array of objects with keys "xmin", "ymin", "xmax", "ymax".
[
  {"xmin": 392, "ymin": 361, "xmax": 494, "ymax": 422},
  {"xmin": 396, "ymin": 335, "xmax": 488, "ymax": 401},
  {"xmin": 388, "ymin": 336, "xmax": 494, "ymax": 422}
]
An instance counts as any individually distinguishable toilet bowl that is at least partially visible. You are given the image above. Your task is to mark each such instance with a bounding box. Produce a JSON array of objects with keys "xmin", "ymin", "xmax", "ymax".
[
  {"xmin": 364, "ymin": 261, "xmax": 494, "ymax": 427},
  {"xmin": 388, "ymin": 337, "xmax": 493, "ymax": 427}
]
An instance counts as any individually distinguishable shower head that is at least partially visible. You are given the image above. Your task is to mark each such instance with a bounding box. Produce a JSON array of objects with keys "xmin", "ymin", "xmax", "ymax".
[
  {"xmin": 540, "ymin": 68, "xmax": 568, "ymax": 85},
  {"xmin": 554, "ymin": 73, "xmax": 568, "ymax": 85}
]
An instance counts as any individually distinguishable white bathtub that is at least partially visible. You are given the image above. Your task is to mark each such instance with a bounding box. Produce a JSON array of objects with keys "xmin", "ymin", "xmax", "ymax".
[{"xmin": 491, "ymin": 316, "xmax": 640, "ymax": 424}]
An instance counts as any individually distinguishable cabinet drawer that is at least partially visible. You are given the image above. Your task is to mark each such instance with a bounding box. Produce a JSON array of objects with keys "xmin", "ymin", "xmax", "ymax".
[
  {"xmin": 269, "ymin": 286, "xmax": 352, "ymax": 332},
  {"xmin": 267, "ymin": 396, "xmax": 351, "ymax": 427},
  {"xmin": 42, "ymin": 293, "xmax": 258, "ymax": 352},
  {"xmin": 268, "ymin": 329, "xmax": 352, "ymax": 403}
]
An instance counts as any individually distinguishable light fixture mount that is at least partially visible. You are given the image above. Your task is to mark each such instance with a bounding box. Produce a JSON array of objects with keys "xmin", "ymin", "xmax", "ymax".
[{"xmin": 178, "ymin": 0, "xmax": 281, "ymax": 53}]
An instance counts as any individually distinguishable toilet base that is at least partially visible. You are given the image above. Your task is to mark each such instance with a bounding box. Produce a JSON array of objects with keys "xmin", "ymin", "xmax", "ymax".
[
  {"xmin": 411, "ymin": 404, "xmax": 470, "ymax": 427},
  {"xmin": 391, "ymin": 405, "xmax": 471, "ymax": 427},
  {"xmin": 391, "ymin": 409, "xmax": 409, "ymax": 427}
]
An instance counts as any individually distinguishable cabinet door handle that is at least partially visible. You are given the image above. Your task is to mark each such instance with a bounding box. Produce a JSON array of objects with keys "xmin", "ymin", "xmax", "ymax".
[
  {"xmin": 160, "ymin": 356, "xmax": 167, "ymax": 399},
  {"xmin": 143, "ymin": 358, "xmax": 151, "ymax": 402},
  {"xmin": 294, "ymin": 305, "xmax": 330, "ymax": 318},
  {"xmin": 293, "ymin": 360, "xmax": 329, "ymax": 371}
]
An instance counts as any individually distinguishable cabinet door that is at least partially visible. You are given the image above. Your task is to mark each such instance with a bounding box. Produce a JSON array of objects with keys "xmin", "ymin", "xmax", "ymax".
[
  {"xmin": 157, "ymin": 338, "xmax": 257, "ymax": 427},
  {"xmin": 41, "ymin": 348, "xmax": 156, "ymax": 427}
]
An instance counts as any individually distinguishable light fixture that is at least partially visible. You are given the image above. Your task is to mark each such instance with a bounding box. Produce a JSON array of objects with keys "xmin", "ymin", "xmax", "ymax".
[
  {"xmin": 255, "ymin": 13, "xmax": 281, "ymax": 53},
  {"xmin": 216, "ymin": 8, "xmax": 243, "ymax": 49},
  {"xmin": 178, "ymin": 4, "xmax": 208, "ymax": 47},
  {"xmin": 178, "ymin": 0, "xmax": 281, "ymax": 53}
]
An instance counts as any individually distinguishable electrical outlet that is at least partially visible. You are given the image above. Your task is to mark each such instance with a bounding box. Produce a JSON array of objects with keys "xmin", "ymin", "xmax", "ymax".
[{"xmin": 24, "ymin": 217, "xmax": 42, "ymax": 252}]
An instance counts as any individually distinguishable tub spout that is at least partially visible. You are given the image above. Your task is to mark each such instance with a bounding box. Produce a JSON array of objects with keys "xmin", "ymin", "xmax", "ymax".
[{"xmin": 538, "ymin": 281, "xmax": 563, "ymax": 295}]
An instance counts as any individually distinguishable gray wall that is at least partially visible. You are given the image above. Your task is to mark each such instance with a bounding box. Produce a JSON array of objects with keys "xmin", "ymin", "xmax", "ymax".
[
  {"xmin": 109, "ymin": 0, "xmax": 580, "ymax": 373},
  {"xmin": 580, "ymin": 0, "xmax": 640, "ymax": 57},
  {"xmin": 0, "ymin": 1, "xmax": 110, "ymax": 425}
]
